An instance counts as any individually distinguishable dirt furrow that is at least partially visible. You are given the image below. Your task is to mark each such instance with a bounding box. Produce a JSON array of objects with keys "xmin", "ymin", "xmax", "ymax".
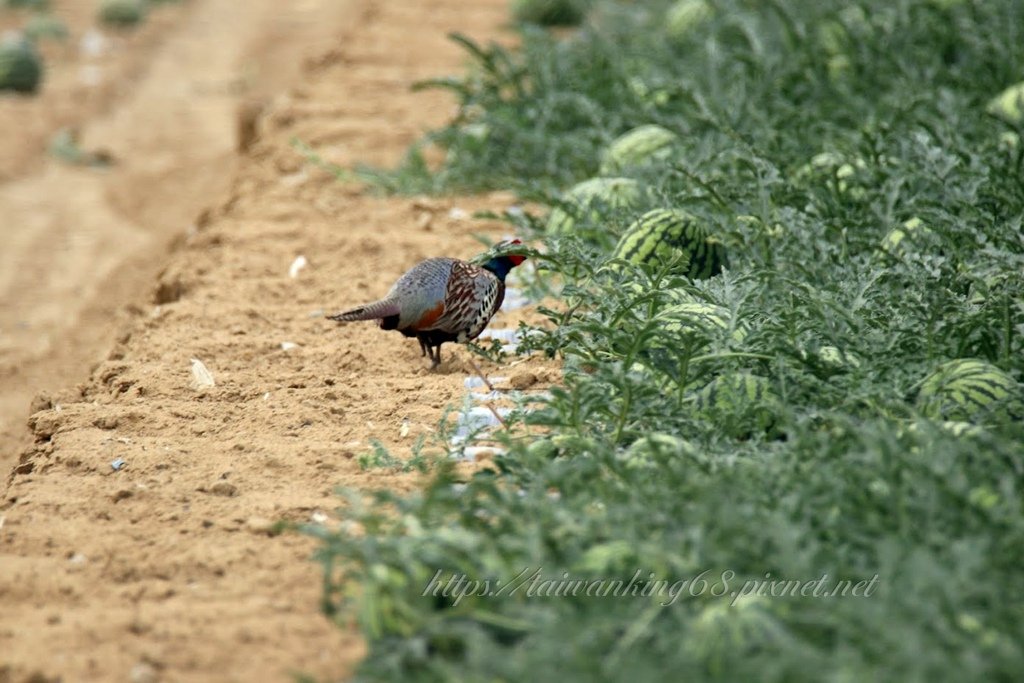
[{"xmin": 0, "ymin": 0, "xmax": 364, "ymax": 479}]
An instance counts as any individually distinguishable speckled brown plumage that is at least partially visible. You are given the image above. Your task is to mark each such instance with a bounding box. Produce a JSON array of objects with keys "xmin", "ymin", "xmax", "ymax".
[{"xmin": 328, "ymin": 243, "xmax": 525, "ymax": 369}]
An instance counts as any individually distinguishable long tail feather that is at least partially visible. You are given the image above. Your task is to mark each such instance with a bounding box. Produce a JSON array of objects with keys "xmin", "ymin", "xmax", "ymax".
[{"xmin": 327, "ymin": 298, "xmax": 401, "ymax": 323}]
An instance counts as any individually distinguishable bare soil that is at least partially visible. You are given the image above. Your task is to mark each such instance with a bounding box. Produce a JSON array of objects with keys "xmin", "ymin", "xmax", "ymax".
[{"xmin": 0, "ymin": 0, "xmax": 550, "ymax": 681}]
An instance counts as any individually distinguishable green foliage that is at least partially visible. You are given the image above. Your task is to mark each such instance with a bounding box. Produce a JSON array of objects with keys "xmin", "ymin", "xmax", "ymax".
[
  {"xmin": 98, "ymin": 0, "xmax": 147, "ymax": 28},
  {"xmin": 0, "ymin": 36, "xmax": 42, "ymax": 93},
  {"xmin": 310, "ymin": 0, "xmax": 1024, "ymax": 680}
]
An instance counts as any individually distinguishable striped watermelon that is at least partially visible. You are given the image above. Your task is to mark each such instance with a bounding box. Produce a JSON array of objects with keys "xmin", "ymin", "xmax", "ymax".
[
  {"xmin": 688, "ymin": 596, "xmax": 777, "ymax": 666},
  {"xmin": 621, "ymin": 433, "xmax": 697, "ymax": 469},
  {"xmin": 547, "ymin": 177, "xmax": 644, "ymax": 236},
  {"xmin": 903, "ymin": 420, "xmax": 986, "ymax": 439},
  {"xmin": 612, "ymin": 208, "xmax": 727, "ymax": 279},
  {"xmin": 665, "ymin": 0, "xmax": 712, "ymax": 39},
  {"xmin": 694, "ymin": 373, "xmax": 779, "ymax": 438},
  {"xmin": 967, "ymin": 273, "xmax": 1012, "ymax": 306},
  {"xmin": 599, "ymin": 125, "xmax": 679, "ymax": 174},
  {"xmin": 815, "ymin": 7, "xmax": 869, "ymax": 82},
  {"xmin": 620, "ymin": 280, "xmax": 696, "ymax": 305},
  {"xmin": 4, "ymin": 0, "xmax": 50, "ymax": 8},
  {"xmin": 98, "ymin": 0, "xmax": 147, "ymax": 27},
  {"xmin": 917, "ymin": 359, "xmax": 1021, "ymax": 423},
  {"xmin": 24, "ymin": 15, "xmax": 68, "ymax": 43},
  {"xmin": 877, "ymin": 217, "xmax": 933, "ymax": 260},
  {"xmin": 0, "ymin": 36, "xmax": 42, "ymax": 93},
  {"xmin": 819, "ymin": 345, "xmax": 859, "ymax": 369},
  {"xmin": 511, "ymin": 0, "xmax": 588, "ymax": 26},
  {"xmin": 801, "ymin": 344, "xmax": 861, "ymax": 373},
  {"xmin": 657, "ymin": 303, "xmax": 747, "ymax": 344},
  {"xmin": 793, "ymin": 152, "xmax": 869, "ymax": 199},
  {"xmin": 640, "ymin": 303, "xmax": 746, "ymax": 375},
  {"xmin": 987, "ymin": 81, "xmax": 1024, "ymax": 125}
]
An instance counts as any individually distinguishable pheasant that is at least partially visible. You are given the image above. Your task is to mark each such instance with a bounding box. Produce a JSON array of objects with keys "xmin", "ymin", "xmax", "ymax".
[{"xmin": 328, "ymin": 240, "xmax": 526, "ymax": 369}]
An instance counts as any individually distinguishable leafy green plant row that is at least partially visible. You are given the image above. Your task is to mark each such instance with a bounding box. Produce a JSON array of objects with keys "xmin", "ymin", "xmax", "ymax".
[{"xmin": 306, "ymin": 0, "xmax": 1024, "ymax": 680}]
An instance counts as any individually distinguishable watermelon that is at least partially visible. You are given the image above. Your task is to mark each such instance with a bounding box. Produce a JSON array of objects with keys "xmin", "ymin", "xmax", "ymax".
[
  {"xmin": 986, "ymin": 82, "xmax": 1024, "ymax": 125},
  {"xmin": 903, "ymin": 420, "xmax": 986, "ymax": 439},
  {"xmin": 620, "ymin": 433, "xmax": 697, "ymax": 470},
  {"xmin": 877, "ymin": 217, "xmax": 933, "ymax": 259},
  {"xmin": 612, "ymin": 208, "xmax": 727, "ymax": 279},
  {"xmin": 999, "ymin": 131, "xmax": 1020, "ymax": 151},
  {"xmin": 620, "ymin": 279, "xmax": 694, "ymax": 299},
  {"xmin": 0, "ymin": 35, "xmax": 42, "ymax": 93},
  {"xmin": 525, "ymin": 438, "xmax": 558, "ymax": 459},
  {"xmin": 3, "ymin": 0, "xmax": 50, "ymax": 9},
  {"xmin": 547, "ymin": 177, "xmax": 643, "ymax": 236},
  {"xmin": 626, "ymin": 77, "xmax": 673, "ymax": 108},
  {"xmin": 24, "ymin": 14, "xmax": 68, "ymax": 43},
  {"xmin": 511, "ymin": 0, "xmax": 588, "ymax": 26},
  {"xmin": 967, "ymin": 273, "xmax": 1013, "ymax": 306},
  {"xmin": 917, "ymin": 359, "xmax": 1021, "ymax": 423},
  {"xmin": 98, "ymin": 0, "xmax": 147, "ymax": 27},
  {"xmin": 818, "ymin": 345, "xmax": 860, "ymax": 370},
  {"xmin": 665, "ymin": 0, "xmax": 712, "ymax": 40},
  {"xmin": 801, "ymin": 344, "xmax": 861, "ymax": 373},
  {"xmin": 817, "ymin": 12, "xmax": 865, "ymax": 54},
  {"xmin": 817, "ymin": 20, "xmax": 848, "ymax": 57},
  {"xmin": 694, "ymin": 373, "xmax": 779, "ymax": 438},
  {"xmin": 639, "ymin": 303, "xmax": 746, "ymax": 375},
  {"xmin": 687, "ymin": 596, "xmax": 778, "ymax": 668},
  {"xmin": 816, "ymin": 6, "xmax": 869, "ymax": 82},
  {"xmin": 657, "ymin": 303, "xmax": 747, "ymax": 344},
  {"xmin": 599, "ymin": 124, "xmax": 679, "ymax": 174},
  {"xmin": 793, "ymin": 152, "xmax": 869, "ymax": 199}
]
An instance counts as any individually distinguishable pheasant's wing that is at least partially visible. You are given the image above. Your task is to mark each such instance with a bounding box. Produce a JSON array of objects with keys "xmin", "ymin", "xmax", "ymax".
[
  {"xmin": 428, "ymin": 262, "xmax": 504, "ymax": 342},
  {"xmin": 391, "ymin": 257, "xmax": 457, "ymax": 331}
]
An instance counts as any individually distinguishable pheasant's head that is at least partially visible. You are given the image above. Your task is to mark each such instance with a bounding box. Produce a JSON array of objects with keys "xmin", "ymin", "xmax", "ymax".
[{"xmin": 481, "ymin": 239, "xmax": 527, "ymax": 280}]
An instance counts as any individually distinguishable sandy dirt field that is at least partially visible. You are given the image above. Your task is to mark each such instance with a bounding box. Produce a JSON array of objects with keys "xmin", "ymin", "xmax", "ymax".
[{"xmin": 0, "ymin": 0, "xmax": 548, "ymax": 681}]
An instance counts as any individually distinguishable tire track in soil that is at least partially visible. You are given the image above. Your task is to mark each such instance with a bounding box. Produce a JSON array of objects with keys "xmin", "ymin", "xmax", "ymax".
[{"xmin": 1, "ymin": 0, "xmax": 555, "ymax": 681}]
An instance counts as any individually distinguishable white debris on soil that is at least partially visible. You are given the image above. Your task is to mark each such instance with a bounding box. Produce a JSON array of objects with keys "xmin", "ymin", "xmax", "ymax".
[
  {"xmin": 469, "ymin": 390, "xmax": 505, "ymax": 402},
  {"xmin": 79, "ymin": 30, "xmax": 108, "ymax": 58},
  {"xmin": 463, "ymin": 376, "xmax": 506, "ymax": 390},
  {"xmin": 478, "ymin": 327, "xmax": 521, "ymax": 353},
  {"xmin": 450, "ymin": 405, "xmax": 510, "ymax": 444},
  {"xmin": 189, "ymin": 358, "xmax": 215, "ymax": 391},
  {"xmin": 288, "ymin": 255, "xmax": 308, "ymax": 278}
]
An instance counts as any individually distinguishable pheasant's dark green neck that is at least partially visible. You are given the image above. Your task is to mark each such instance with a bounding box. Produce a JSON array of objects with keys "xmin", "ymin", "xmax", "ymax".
[{"xmin": 482, "ymin": 256, "xmax": 517, "ymax": 282}]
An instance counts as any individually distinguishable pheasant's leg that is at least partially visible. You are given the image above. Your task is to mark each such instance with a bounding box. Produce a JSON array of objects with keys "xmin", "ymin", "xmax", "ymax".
[
  {"xmin": 428, "ymin": 344, "xmax": 442, "ymax": 370},
  {"xmin": 417, "ymin": 337, "xmax": 428, "ymax": 357}
]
